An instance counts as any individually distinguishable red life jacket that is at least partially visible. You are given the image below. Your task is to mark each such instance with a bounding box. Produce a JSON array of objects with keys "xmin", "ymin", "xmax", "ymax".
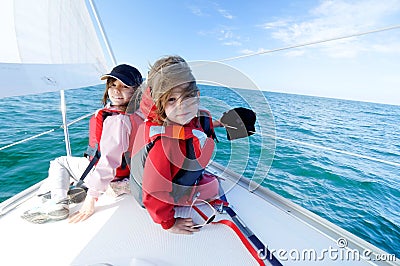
[
  {"xmin": 86, "ymin": 108, "xmax": 142, "ymax": 179},
  {"xmin": 130, "ymin": 109, "xmax": 217, "ymax": 205}
]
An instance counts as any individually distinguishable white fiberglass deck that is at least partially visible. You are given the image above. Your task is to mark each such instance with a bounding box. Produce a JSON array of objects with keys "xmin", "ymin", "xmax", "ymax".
[
  {"xmin": 0, "ymin": 189, "xmax": 258, "ymax": 265},
  {"xmin": 0, "ymin": 162, "xmax": 397, "ymax": 266}
]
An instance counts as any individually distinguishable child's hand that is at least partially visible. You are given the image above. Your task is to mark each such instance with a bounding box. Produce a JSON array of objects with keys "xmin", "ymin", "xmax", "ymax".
[
  {"xmin": 167, "ymin": 217, "xmax": 200, "ymax": 234},
  {"xmin": 212, "ymin": 119, "xmax": 224, "ymax": 128},
  {"xmin": 68, "ymin": 195, "xmax": 96, "ymax": 223}
]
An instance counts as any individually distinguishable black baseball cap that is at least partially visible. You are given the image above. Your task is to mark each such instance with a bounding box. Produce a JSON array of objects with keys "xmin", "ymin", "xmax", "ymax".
[{"xmin": 101, "ymin": 64, "xmax": 143, "ymax": 87}]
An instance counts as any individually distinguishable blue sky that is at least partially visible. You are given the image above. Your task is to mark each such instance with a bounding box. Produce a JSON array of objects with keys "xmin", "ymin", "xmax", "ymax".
[{"xmin": 93, "ymin": 0, "xmax": 400, "ymax": 105}]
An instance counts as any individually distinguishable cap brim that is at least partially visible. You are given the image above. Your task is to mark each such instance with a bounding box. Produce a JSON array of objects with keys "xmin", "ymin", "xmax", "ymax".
[
  {"xmin": 100, "ymin": 74, "xmax": 128, "ymax": 86},
  {"xmin": 100, "ymin": 75, "xmax": 109, "ymax": 80}
]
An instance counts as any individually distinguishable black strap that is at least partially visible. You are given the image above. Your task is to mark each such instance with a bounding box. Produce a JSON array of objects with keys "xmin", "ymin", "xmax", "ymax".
[
  {"xmin": 200, "ymin": 114, "xmax": 218, "ymax": 142},
  {"xmin": 186, "ymin": 138, "xmax": 196, "ymax": 159},
  {"xmin": 171, "ymin": 138, "xmax": 203, "ymax": 202},
  {"xmin": 76, "ymin": 150, "xmax": 100, "ymax": 187},
  {"xmin": 76, "ymin": 111, "xmax": 117, "ymax": 187}
]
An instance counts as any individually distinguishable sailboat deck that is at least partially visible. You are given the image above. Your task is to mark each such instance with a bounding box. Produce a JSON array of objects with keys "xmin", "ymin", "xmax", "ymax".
[{"xmin": 0, "ymin": 162, "xmax": 396, "ymax": 266}]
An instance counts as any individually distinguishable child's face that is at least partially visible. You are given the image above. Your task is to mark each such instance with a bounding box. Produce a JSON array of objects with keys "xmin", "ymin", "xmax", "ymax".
[
  {"xmin": 108, "ymin": 79, "xmax": 135, "ymax": 106},
  {"xmin": 164, "ymin": 83, "xmax": 199, "ymax": 125}
]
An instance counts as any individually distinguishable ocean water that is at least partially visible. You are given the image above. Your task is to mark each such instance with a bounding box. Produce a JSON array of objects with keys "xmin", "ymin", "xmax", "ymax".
[{"xmin": 0, "ymin": 85, "xmax": 399, "ymax": 258}]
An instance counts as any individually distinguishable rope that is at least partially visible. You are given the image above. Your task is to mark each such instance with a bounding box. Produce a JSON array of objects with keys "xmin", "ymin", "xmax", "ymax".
[
  {"xmin": 0, "ymin": 129, "xmax": 56, "ymax": 151},
  {"xmin": 67, "ymin": 112, "xmax": 93, "ymax": 127},
  {"xmin": 269, "ymin": 133, "xmax": 400, "ymax": 168},
  {"xmin": 0, "ymin": 112, "xmax": 94, "ymax": 152},
  {"xmin": 224, "ymin": 124, "xmax": 400, "ymax": 168},
  {"xmin": 218, "ymin": 24, "xmax": 400, "ymax": 62},
  {"xmin": 216, "ymin": 24, "xmax": 400, "ymax": 168}
]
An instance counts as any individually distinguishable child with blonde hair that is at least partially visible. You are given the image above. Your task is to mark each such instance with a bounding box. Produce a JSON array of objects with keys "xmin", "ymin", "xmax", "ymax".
[{"xmin": 130, "ymin": 56, "xmax": 219, "ymax": 234}]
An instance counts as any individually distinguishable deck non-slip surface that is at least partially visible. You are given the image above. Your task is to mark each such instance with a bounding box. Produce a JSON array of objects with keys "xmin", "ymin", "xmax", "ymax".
[
  {"xmin": 0, "ymin": 163, "xmax": 395, "ymax": 265},
  {"xmin": 0, "ymin": 193, "xmax": 259, "ymax": 266}
]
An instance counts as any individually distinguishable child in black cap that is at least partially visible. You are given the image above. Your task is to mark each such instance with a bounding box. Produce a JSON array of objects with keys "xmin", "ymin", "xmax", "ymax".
[{"xmin": 22, "ymin": 64, "xmax": 144, "ymax": 224}]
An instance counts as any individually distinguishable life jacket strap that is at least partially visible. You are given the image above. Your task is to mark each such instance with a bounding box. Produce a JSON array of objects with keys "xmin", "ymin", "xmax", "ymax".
[
  {"xmin": 200, "ymin": 112, "xmax": 218, "ymax": 142},
  {"xmin": 84, "ymin": 143, "xmax": 98, "ymax": 158},
  {"xmin": 76, "ymin": 150, "xmax": 100, "ymax": 187},
  {"xmin": 171, "ymin": 138, "xmax": 204, "ymax": 203}
]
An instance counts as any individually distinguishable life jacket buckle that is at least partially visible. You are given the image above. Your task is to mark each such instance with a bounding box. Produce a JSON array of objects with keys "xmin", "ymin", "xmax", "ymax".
[
  {"xmin": 84, "ymin": 143, "xmax": 98, "ymax": 158},
  {"xmin": 209, "ymin": 199, "xmax": 229, "ymax": 213}
]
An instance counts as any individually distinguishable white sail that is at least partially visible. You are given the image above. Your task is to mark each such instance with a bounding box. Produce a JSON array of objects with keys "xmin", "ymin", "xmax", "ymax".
[{"xmin": 0, "ymin": 0, "xmax": 109, "ymax": 98}]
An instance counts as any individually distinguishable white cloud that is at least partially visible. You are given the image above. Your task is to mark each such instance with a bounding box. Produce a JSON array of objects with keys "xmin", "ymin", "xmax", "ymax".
[
  {"xmin": 284, "ymin": 49, "xmax": 306, "ymax": 57},
  {"xmin": 188, "ymin": 2, "xmax": 238, "ymax": 46},
  {"xmin": 217, "ymin": 8, "xmax": 234, "ymax": 19},
  {"xmin": 320, "ymin": 40, "xmax": 366, "ymax": 58},
  {"xmin": 219, "ymin": 28, "xmax": 243, "ymax": 46},
  {"xmin": 240, "ymin": 49, "xmax": 255, "ymax": 55},
  {"xmin": 259, "ymin": 20, "xmax": 289, "ymax": 29},
  {"xmin": 262, "ymin": 0, "xmax": 400, "ymax": 58},
  {"xmin": 217, "ymin": 28, "xmax": 234, "ymax": 40},
  {"xmin": 188, "ymin": 5, "xmax": 206, "ymax": 16},
  {"xmin": 223, "ymin": 41, "xmax": 242, "ymax": 46},
  {"xmin": 239, "ymin": 48, "xmax": 269, "ymax": 55},
  {"xmin": 371, "ymin": 42, "xmax": 400, "ymax": 54},
  {"xmin": 188, "ymin": 2, "xmax": 234, "ymax": 19},
  {"xmin": 199, "ymin": 26, "xmax": 243, "ymax": 46}
]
